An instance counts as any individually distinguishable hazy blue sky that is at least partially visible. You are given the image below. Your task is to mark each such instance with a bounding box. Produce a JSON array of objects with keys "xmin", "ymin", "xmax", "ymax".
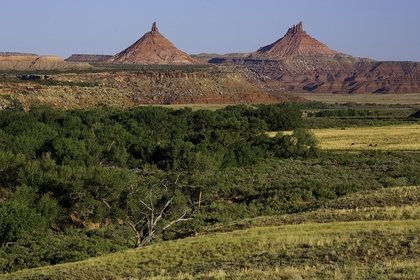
[{"xmin": 1, "ymin": 0, "xmax": 419, "ymax": 61}]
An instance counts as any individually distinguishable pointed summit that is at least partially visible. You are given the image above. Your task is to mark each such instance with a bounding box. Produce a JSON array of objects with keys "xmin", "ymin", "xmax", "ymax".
[
  {"xmin": 287, "ymin": 21, "xmax": 305, "ymax": 35},
  {"xmin": 151, "ymin": 22, "xmax": 158, "ymax": 33},
  {"xmin": 107, "ymin": 22, "xmax": 202, "ymax": 65},
  {"xmin": 253, "ymin": 21, "xmax": 338, "ymax": 58}
]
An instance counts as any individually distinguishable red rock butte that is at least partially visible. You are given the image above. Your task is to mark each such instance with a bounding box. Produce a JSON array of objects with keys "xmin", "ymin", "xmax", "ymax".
[
  {"xmin": 107, "ymin": 22, "xmax": 203, "ymax": 65},
  {"xmin": 253, "ymin": 21, "xmax": 339, "ymax": 58}
]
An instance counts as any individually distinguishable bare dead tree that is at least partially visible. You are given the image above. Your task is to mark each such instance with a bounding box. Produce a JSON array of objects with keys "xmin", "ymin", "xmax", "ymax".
[{"xmin": 127, "ymin": 172, "xmax": 193, "ymax": 248}]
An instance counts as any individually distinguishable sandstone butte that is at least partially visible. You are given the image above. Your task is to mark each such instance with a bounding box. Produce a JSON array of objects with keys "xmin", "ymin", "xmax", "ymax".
[
  {"xmin": 206, "ymin": 21, "xmax": 420, "ymax": 94},
  {"xmin": 106, "ymin": 22, "xmax": 203, "ymax": 65},
  {"xmin": 252, "ymin": 21, "xmax": 339, "ymax": 58}
]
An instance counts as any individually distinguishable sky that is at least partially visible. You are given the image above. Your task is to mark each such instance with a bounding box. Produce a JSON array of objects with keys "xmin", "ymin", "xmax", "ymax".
[{"xmin": 1, "ymin": 0, "xmax": 419, "ymax": 61}]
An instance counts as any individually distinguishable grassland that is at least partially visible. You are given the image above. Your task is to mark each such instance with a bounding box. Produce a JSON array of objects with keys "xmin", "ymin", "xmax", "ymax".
[
  {"xmin": 268, "ymin": 124, "xmax": 420, "ymax": 151},
  {"xmin": 4, "ymin": 186, "xmax": 420, "ymax": 279},
  {"xmin": 312, "ymin": 124, "xmax": 420, "ymax": 151}
]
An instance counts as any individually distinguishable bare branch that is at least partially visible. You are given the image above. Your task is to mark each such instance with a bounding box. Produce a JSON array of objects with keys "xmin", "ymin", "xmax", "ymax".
[
  {"xmin": 138, "ymin": 210, "xmax": 191, "ymax": 248},
  {"xmin": 152, "ymin": 197, "xmax": 174, "ymax": 228},
  {"xmin": 174, "ymin": 171, "xmax": 184, "ymax": 185},
  {"xmin": 138, "ymin": 199, "xmax": 153, "ymax": 211},
  {"xmin": 2, "ymin": 242, "xmax": 16, "ymax": 248},
  {"xmin": 101, "ymin": 198, "xmax": 111, "ymax": 209},
  {"xmin": 161, "ymin": 210, "xmax": 191, "ymax": 232}
]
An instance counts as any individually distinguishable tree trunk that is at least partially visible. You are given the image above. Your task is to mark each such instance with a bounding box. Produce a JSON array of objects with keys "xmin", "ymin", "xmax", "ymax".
[
  {"xmin": 139, "ymin": 234, "xmax": 154, "ymax": 247},
  {"xmin": 129, "ymin": 222, "xmax": 141, "ymax": 248}
]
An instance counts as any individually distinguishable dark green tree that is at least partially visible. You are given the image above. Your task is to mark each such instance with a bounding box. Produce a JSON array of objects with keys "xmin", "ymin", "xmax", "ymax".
[
  {"xmin": 257, "ymin": 102, "xmax": 302, "ymax": 130},
  {"xmin": 0, "ymin": 185, "xmax": 59, "ymax": 246}
]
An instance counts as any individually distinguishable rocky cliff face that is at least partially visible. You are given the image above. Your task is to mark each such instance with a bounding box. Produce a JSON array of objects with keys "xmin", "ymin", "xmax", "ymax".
[
  {"xmin": 208, "ymin": 22, "xmax": 420, "ymax": 94},
  {"xmin": 106, "ymin": 22, "xmax": 203, "ymax": 65}
]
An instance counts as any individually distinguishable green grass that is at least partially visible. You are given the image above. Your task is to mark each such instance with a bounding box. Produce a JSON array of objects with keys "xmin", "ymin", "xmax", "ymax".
[{"xmin": 4, "ymin": 186, "xmax": 420, "ymax": 279}]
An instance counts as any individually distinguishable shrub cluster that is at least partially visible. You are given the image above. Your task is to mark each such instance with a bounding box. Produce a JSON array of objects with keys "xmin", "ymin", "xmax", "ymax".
[{"xmin": 0, "ymin": 103, "xmax": 320, "ymax": 272}]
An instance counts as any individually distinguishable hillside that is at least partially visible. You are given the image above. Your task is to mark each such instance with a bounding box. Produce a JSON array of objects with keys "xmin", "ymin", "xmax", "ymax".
[{"xmin": 4, "ymin": 186, "xmax": 420, "ymax": 279}]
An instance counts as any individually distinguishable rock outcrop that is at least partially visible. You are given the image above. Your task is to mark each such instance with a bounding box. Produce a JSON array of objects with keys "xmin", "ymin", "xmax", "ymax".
[{"xmin": 106, "ymin": 22, "xmax": 203, "ymax": 65}]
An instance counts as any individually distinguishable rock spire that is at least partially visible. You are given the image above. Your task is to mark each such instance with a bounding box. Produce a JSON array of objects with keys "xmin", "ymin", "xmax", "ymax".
[
  {"xmin": 106, "ymin": 22, "xmax": 203, "ymax": 65},
  {"xmin": 287, "ymin": 21, "xmax": 304, "ymax": 35},
  {"xmin": 151, "ymin": 22, "xmax": 158, "ymax": 34}
]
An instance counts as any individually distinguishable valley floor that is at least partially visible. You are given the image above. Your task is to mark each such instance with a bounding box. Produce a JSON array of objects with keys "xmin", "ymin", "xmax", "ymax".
[{"xmin": 295, "ymin": 92, "xmax": 420, "ymax": 105}]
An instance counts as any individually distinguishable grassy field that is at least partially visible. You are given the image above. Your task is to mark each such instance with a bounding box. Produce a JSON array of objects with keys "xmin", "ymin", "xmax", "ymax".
[
  {"xmin": 268, "ymin": 124, "xmax": 420, "ymax": 151},
  {"xmin": 4, "ymin": 186, "xmax": 420, "ymax": 279},
  {"xmin": 295, "ymin": 92, "xmax": 420, "ymax": 105},
  {"xmin": 311, "ymin": 124, "xmax": 420, "ymax": 151}
]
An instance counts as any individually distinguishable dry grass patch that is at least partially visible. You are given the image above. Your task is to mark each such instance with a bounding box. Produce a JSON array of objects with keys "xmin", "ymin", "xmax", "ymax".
[{"xmin": 311, "ymin": 124, "xmax": 420, "ymax": 150}]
